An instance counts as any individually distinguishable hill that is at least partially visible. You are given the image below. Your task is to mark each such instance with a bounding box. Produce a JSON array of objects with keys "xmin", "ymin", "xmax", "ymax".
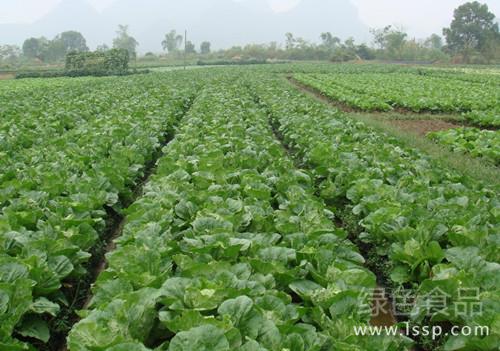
[{"xmin": 0, "ymin": 0, "xmax": 369, "ymax": 52}]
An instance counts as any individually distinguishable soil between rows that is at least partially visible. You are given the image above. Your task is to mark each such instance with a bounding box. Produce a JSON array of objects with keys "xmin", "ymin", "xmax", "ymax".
[{"xmin": 382, "ymin": 119, "xmax": 460, "ymax": 136}]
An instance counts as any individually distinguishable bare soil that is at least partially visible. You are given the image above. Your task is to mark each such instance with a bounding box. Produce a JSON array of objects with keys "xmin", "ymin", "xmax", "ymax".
[
  {"xmin": 382, "ymin": 119, "xmax": 459, "ymax": 136},
  {"xmin": 370, "ymin": 286, "xmax": 398, "ymax": 327},
  {"xmin": 0, "ymin": 72, "xmax": 15, "ymax": 80}
]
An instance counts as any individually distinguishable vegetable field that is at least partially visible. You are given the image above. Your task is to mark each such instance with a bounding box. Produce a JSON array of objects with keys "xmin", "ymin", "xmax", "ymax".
[
  {"xmin": 428, "ymin": 128, "xmax": 500, "ymax": 165},
  {"xmin": 294, "ymin": 72, "xmax": 499, "ymax": 117},
  {"xmin": 0, "ymin": 64, "xmax": 499, "ymax": 351}
]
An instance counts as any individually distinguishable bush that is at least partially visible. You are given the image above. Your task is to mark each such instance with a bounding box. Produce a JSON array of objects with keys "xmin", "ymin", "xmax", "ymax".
[
  {"xmin": 330, "ymin": 49, "xmax": 357, "ymax": 62},
  {"xmin": 16, "ymin": 68, "xmax": 150, "ymax": 79},
  {"xmin": 65, "ymin": 48, "xmax": 129, "ymax": 74},
  {"xmin": 16, "ymin": 49, "xmax": 137, "ymax": 78}
]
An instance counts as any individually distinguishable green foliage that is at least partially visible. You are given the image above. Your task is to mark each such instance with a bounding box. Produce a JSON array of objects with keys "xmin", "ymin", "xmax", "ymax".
[
  {"xmin": 162, "ymin": 30, "xmax": 184, "ymax": 54},
  {"xmin": 0, "ymin": 73, "xmax": 199, "ymax": 348},
  {"xmin": 56, "ymin": 31, "xmax": 88, "ymax": 53},
  {"xmin": 185, "ymin": 41, "xmax": 196, "ymax": 54},
  {"xmin": 112, "ymin": 25, "xmax": 139, "ymax": 59},
  {"xmin": 465, "ymin": 109, "xmax": 500, "ymax": 127},
  {"xmin": 295, "ymin": 71, "xmax": 499, "ymax": 114},
  {"xmin": 428, "ymin": 127, "xmax": 500, "ymax": 165},
  {"xmin": 2, "ymin": 63, "xmax": 499, "ymax": 351},
  {"xmin": 370, "ymin": 27, "xmax": 449, "ymax": 62},
  {"xmin": 22, "ymin": 37, "xmax": 49, "ymax": 60},
  {"xmin": 200, "ymin": 41, "xmax": 211, "ymax": 55},
  {"xmin": 15, "ymin": 68, "xmax": 150, "ymax": 79},
  {"xmin": 68, "ymin": 75, "xmax": 410, "ymax": 351},
  {"xmin": 371, "ymin": 25, "xmax": 408, "ymax": 60},
  {"xmin": 65, "ymin": 49, "xmax": 130, "ymax": 76},
  {"xmin": 443, "ymin": 1, "xmax": 500, "ymax": 63},
  {"xmin": 0, "ymin": 45, "xmax": 21, "ymax": 63},
  {"xmin": 320, "ymin": 32, "xmax": 341, "ymax": 50},
  {"xmin": 425, "ymin": 34, "xmax": 444, "ymax": 50},
  {"xmin": 22, "ymin": 31, "xmax": 88, "ymax": 63},
  {"xmin": 251, "ymin": 72, "xmax": 499, "ymax": 349}
]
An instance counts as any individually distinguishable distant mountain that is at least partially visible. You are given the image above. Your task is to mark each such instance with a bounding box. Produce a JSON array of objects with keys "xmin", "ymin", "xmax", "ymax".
[
  {"xmin": 0, "ymin": 0, "xmax": 103, "ymax": 45},
  {"xmin": 0, "ymin": 0, "xmax": 369, "ymax": 52}
]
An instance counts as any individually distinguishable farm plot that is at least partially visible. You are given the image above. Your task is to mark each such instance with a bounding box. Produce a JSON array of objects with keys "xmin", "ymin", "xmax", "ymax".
[
  {"xmin": 293, "ymin": 72, "xmax": 500, "ymax": 126},
  {"xmin": 68, "ymin": 78, "xmax": 411, "ymax": 351},
  {"xmin": 251, "ymin": 74, "xmax": 500, "ymax": 351},
  {"xmin": 428, "ymin": 127, "xmax": 500, "ymax": 166},
  {"xmin": 1, "ymin": 64, "xmax": 499, "ymax": 351},
  {"xmin": 464, "ymin": 109, "xmax": 500, "ymax": 128},
  {"xmin": 0, "ymin": 73, "xmax": 202, "ymax": 349}
]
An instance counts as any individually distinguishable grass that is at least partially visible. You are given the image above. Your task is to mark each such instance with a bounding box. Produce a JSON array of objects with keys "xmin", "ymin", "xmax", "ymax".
[{"xmin": 359, "ymin": 111, "xmax": 466, "ymax": 123}]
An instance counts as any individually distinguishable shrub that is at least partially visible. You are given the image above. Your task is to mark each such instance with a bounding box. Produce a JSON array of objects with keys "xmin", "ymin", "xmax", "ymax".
[{"xmin": 65, "ymin": 48, "xmax": 129, "ymax": 74}]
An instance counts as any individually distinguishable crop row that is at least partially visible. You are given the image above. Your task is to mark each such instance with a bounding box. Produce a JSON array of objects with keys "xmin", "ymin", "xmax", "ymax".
[
  {"xmin": 0, "ymin": 76, "xmax": 191, "ymax": 206},
  {"xmin": 292, "ymin": 73, "xmax": 392, "ymax": 111},
  {"xmin": 251, "ymin": 75, "xmax": 499, "ymax": 350},
  {"xmin": 293, "ymin": 73, "xmax": 500, "ymax": 127},
  {"xmin": 68, "ymin": 77, "xmax": 411, "ymax": 351},
  {"xmin": 414, "ymin": 67, "xmax": 500, "ymax": 86},
  {"xmin": 0, "ymin": 73, "xmax": 200, "ymax": 349},
  {"xmin": 464, "ymin": 109, "xmax": 500, "ymax": 128},
  {"xmin": 428, "ymin": 127, "xmax": 500, "ymax": 166}
]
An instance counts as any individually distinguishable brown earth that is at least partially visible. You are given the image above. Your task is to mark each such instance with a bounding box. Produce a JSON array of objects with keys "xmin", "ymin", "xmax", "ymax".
[
  {"xmin": 0, "ymin": 73, "xmax": 15, "ymax": 80},
  {"xmin": 383, "ymin": 119, "xmax": 459, "ymax": 136}
]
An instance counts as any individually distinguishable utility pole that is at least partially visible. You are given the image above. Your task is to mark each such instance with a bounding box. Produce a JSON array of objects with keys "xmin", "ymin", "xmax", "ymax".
[{"xmin": 184, "ymin": 29, "xmax": 187, "ymax": 70}]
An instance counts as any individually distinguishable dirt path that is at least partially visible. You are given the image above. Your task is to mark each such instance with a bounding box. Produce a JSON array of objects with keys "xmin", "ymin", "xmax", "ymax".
[
  {"xmin": 0, "ymin": 72, "xmax": 15, "ymax": 80},
  {"xmin": 381, "ymin": 119, "xmax": 459, "ymax": 136}
]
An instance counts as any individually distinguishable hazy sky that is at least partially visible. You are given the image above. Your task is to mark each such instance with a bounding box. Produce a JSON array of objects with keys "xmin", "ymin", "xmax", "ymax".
[{"xmin": 1, "ymin": 0, "xmax": 499, "ymax": 38}]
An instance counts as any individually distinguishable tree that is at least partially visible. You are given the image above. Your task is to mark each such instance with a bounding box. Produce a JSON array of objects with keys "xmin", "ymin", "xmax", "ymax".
[
  {"xmin": 356, "ymin": 44, "xmax": 375, "ymax": 60},
  {"xmin": 96, "ymin": 44, "xmax": 110, "ymax": 52},
  {"xmin": 185, "ymin": 41, "xmax": 196, "ymax": 54},
  {"xmin": 443, "ymin": 1, "xmax": 499, "ymax": 62},
  {"xmin": 112, "ymin": 25, "xmax": 139, "ymax": 59},
  {"xmin": 425, "ymin": 34, "xmax": 443, "ymax": 50},
  {"xmin": 66, "ymin": 49, "xmax": 129, "ymax": 74},
  {"xmin": 293, "ymin": 37, "xmax": 307, "ymax": 50},
  {"xmin": 344, "ymin": 37, "xmax": 356, "ymax": 50},
  {"xmin": 22, "ymin": 37, "xmax": 49, "ymax": 60},
  {"xmin": 162, "ymin": 30, "xmax": 184, "ymax": 53},
  {"xmin": 385, "ymin": 29, "xmax": 407, "ymax": 59},
  {"xmin": 200, "ymin": 41, "xmax": 211, "ymax": 54},
  {"xmin": 320, "ymin": 32, "xmax": 341, "ymax": 49},
  {"xmin": 371, "ymin": 26, "xmax": 392, "ymax": 49},
  {"xmin": 45, "ymin": 38, "xmax": 66, "ymax": 62},
  {"xmin": 0, "ymin": 45, "xmax": 21, "ymax": 62},
  {"xmin": 370, "ymin": 25, "xmax": 408, "ymax": 59},
  {"xmin": 285, "ymin": 32, "xmax": 295, "ymax": 50},
  {"xmin": 25, "ymin": 32, "xmax": 89, "ymax": 63},
  {"xmin": 56, "ymin": 31, "xmax": 88, "ymax": 53}
]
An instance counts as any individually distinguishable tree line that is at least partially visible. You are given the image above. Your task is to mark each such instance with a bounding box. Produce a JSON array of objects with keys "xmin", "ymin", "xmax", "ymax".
[{"xmin": 0, "ymin": 1, "xmax": 498, "ymax": 67}]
